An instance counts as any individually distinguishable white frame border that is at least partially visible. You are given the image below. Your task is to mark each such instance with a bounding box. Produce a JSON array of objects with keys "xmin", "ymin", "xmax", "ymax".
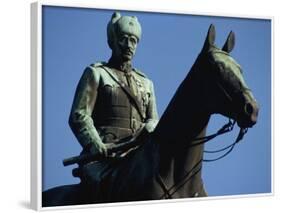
[
  {"xmin": 31, "ymin": 2, "xmax": 42, "ymax": 211},
  {"xmin": 30, "ymin": 0, "xmax": 274, "ymax": 211}
]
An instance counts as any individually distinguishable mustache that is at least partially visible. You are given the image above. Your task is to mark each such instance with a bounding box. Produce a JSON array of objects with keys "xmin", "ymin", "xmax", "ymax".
[
  {"xmin": 122, "ymin": 49, "xmax": 133, "ymax": 55},
  {"xmin": 117, "ymin": 44, "xmax": 134, "ymax": 54}
]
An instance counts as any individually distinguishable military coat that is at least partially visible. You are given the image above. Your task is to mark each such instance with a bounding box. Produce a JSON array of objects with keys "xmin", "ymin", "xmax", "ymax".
[{"xmin": 69, "ymin": 62, "xmax": 159, "ymax": 152}]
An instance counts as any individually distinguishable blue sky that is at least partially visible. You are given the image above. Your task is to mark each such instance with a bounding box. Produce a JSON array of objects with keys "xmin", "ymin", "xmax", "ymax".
[{"xmin": 42, "ymin": 6, "xmax": 271, "ymax": 197}]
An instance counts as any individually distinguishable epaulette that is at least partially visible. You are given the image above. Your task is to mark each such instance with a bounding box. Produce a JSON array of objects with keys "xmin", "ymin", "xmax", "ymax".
[
  {"xmin": 133, "ymin": 68, "xmax": 147, "ymax": 78},
  {"xmin": 89, "ymin": 61, "xmax": 107, "ymax": 68}
]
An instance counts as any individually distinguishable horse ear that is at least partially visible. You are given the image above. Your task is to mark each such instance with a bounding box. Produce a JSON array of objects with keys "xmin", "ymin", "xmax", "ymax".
[
  {"xmin": 222, "ymin": 31, "xmax": 235, "ymax": 53},
  {"xmin": 203, "ymin": 24, "xmax": 216, "ymax": 51}
]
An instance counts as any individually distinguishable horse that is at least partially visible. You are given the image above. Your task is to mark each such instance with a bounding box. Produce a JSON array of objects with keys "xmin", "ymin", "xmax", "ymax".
[{"xmin": 42, "ymin": 24, "xmax": 259, "ymax": 207}]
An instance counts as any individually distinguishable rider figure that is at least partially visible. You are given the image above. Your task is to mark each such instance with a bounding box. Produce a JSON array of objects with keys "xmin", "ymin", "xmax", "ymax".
[{"xmin": 68, "ymin": 12, "xmax": 159, "ymax": 200}]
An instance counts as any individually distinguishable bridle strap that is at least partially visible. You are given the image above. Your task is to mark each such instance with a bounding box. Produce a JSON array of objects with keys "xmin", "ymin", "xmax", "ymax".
[
  {"xmin": 158, "ymin": 159, "xmax": 203, "ymax": 199},
  {"xmin": 157, "ymin": 121, "xmax": 249, "ymax": 199},
  {"xmin": 155, "ymin": 174, "xmax": 173, "ymax": 199},
  {"xmin": 188, "ymin": 119, "xmax": 235, "ymax": 148},
  {"xmin": 203, "ymin": 127, "xmax": 248, "ymax": 162}
]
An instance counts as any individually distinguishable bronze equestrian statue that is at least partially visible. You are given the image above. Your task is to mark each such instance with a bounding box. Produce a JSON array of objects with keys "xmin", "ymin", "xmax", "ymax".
[{"xmin": 42, "ymin": 12, "xmax": 259, "ymax": 207}]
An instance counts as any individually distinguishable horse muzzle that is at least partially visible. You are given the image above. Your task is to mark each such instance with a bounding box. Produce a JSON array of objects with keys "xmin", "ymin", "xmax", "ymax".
[{"xmin": 237, "ymin": 101, "xmax": 259, "ymax": 128}]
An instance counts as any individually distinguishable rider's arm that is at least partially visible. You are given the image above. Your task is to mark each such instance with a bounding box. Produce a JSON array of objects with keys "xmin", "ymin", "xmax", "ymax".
[
  {"xmin": 68, "ymin": 66, "xmax": 107, "ymax": 156},
  {"xmin": 144, "ymin": 80, "xmax": 159, "ymax": 133}
]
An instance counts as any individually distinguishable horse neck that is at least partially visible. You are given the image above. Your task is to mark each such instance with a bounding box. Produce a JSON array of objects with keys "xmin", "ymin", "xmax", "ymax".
[
  {"xmin": 153, "ymin": 57, "xmax": 212, "ymax": 191},
  {"xmin": 153, "ymin": 57, "xmax": 211, "ymax": 145}
]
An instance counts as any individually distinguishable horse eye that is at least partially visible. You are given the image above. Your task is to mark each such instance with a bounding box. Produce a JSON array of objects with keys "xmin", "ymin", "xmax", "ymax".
[{"xmin": 217, "ymin": 63, "xmax": 225, "ymax": 72}]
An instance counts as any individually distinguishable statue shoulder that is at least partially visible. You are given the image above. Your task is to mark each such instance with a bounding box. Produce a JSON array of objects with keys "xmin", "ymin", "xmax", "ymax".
[
  {"xmin": 80, "ymin": 62, "xmax": 108, "ymax": 81},
  {"xmin": 133, "ymin": 68, "xmax": 147, "ymax": 78},
  {"xmin": 89, "ymin": 61, "xmax": 107, "ymax": 70},
  {"xmin": 86, "ymin": 61, "xmax": 108, "ymax": 75}
]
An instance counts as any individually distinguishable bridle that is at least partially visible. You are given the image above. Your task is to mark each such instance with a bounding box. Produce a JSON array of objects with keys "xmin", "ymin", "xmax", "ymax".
[{"xmin": 156, "ymin": 52, "xmax": 250, "ymax": 199}]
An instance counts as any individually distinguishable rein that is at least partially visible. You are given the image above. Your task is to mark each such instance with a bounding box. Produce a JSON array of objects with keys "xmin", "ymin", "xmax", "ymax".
[
  {"xmin": 188, "ymin": 118, "xmax": 235, "ymax": 148},
  {"xmin": 157, "ymin": 120, "xmax": 249, "ymax": 199},
  {"xmin": 189, "ymin": 118, "xmax": 248, "ymax": 162},
  {"xmin": 203, "ymin": 126, "xmax": 248, "ymax": 162}
]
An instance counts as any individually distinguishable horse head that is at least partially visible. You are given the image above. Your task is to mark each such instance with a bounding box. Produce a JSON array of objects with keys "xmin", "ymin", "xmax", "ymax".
[{"xmin": 198, "ymin": 24, "xmax": 259, "ymax": 128}]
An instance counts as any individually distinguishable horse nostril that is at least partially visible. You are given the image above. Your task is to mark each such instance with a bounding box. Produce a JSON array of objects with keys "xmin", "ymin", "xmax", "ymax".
[{"xmin": 245, "ymin": 103, "xmax": 254, "ymax": 115}]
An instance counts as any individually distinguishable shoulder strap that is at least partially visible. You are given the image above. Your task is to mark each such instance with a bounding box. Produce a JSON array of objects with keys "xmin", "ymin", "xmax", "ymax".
[
  {"xmin": 133, "ymin": 68, "xmax": 147, "ymax": 78},
  {"xmin": 100, "ymin": 66, "xmax": 145, "ymax": 121},
  {"xmin": 90, "ymin": 62, "xmax": 107, "ymax": 68}
]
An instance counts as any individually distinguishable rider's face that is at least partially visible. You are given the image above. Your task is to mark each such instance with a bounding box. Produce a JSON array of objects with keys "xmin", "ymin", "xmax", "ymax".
[{"xmin": 112, "ymin": 32, "xmax": 138, "ymax": 62}]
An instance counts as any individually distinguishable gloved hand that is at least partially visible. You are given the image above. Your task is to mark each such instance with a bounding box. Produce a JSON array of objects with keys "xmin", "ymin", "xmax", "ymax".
[{"xmin": 86, "ymin": 141, "xmax": 108, "ymax": 157}]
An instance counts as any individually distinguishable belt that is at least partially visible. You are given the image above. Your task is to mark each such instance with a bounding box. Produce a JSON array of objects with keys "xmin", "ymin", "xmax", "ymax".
[{"xmin": 95, "ymin": 117, "xmax": 143, "ymax": 129}]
